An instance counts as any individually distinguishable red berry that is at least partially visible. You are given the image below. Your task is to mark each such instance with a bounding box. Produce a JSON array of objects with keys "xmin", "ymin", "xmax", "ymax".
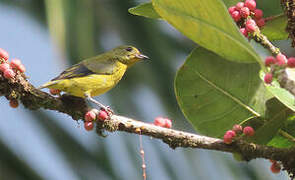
[
  {"xmin": 232, "ymin": 124, "xmax": 243, "ymax": 133},
  {"xmin": 287, "ymin": 57, "xmax": 295, "ymax": 68},
  {"xmin": 49, "ymin": 88, "xmax": 61, "ymax": 95},
  {"xmin": 154, "ymin": 117, "xmax": 166, "ymax": 127},
  {"xmin": 235, "ymin": 2, "xmax": 244, "ymax": 10},
  {"xmin": 226, "ymin": 130, "xmax": 236, "ymax": 137},
  {"xmin": 223, "ymin": 134, "xmax": 233, "ymax": 144},
  {"xmin": 240, "ymin": 7, "xmax": 250, "ymax": 18},
  {"xmin": 18, "ymin": 64, "xmax": 26, "ymax": 73},
  {"xmin": 0, "ymin": 48, "xmax": 9, "ymax": 61},
  {"xmin": 3, "ymin": 69, "xmax": 15, "ymax": 79},
  {"xmin": 165, "ymin": 118, "xmax": 172, "ymax": 128},
  {"xmin": 239, "ymin": 28, "xmax": 248, "ymax": 37},
  {"xmin": 254, "ymin": 9, "xmax": 263, "ymax": 19},
  {"xmin": 9, "ymin": 99, "xmax": 19, "ymax": 108},
  {"xmin": 270, "ymin": 162, "xmax": 281, "ymax": 174},
  {"xmin": 223, "ymin": 130, "xmax": 236, "ymax": 144},
  {"xmin": 10, "ymin": 59, "xmax": 22, "ymax": 69},
  {"xmin": 84, "ymin": 121, "xmax": 94, "ymax": 131},
  {"xmin": 0, "ymin": 63, "xmax": 10, "ymax": 72},
  {"xmin": 243, "ymin": 126, "xmax": 255, "ymax": 136},
  {"xmin": 276, "ymin": 53, "xmax": 287, "ymax": 66},
  {"xmin": 269, "ymin": 159, "xmax": 276, "ymax": 163},
  {"xmin": 264, "ymin": 73, "xmax": 273, "ymax": 84},
  {"xmin": 244, "ymin": 0, "xmax": 256, "ymax": 11},
  {"xmin": 98, "ymin": 110, "xmax": 108, "ymax": 121},
  {"xmin": 246, "ymin": 19, "xmax": 257, "ymax": 32},
  {"xmin": 256, "ymin": 18, "xmax": 265, "ymax": 27},
  {"xmin": 265, "ymin": 56, "xmax": 276, "ymax": 67},
  {"xmin": 231, "ymin": 11, "xmax": 241, "ymax": 22},
  {"xmin": 228, "ymin": 6, "xmax": 236, "ymax": 14},
  {"xmin": 84, "ymin": 110, "xmax": 96, "ymax": 122}
]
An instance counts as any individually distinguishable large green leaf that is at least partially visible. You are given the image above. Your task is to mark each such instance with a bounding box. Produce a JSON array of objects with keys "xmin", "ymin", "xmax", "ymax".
[
  {"xmin": 247, "ymin": 98, "xmax": 291, "ymax": 144},
  {"xmin": 268, "ymin": 134, "xmax": 295, "ymax": 148},
  {"xmin": 261, "ymin": 14, "xmax": 288, "ymax": 41},
  {"xmin": 128, "ymin": 2, "xmax": 160, "ymax": 19},
  {"xmin": 175, "ymin": 48, "xmax": 272, "ymax": 137},
  {"xmin": 268, "ymin": 117, "xmax": 295, "ymax": 148},
  {"xmin": 152, "ymin": 0, "xmax": 261, "ymax": 63}
]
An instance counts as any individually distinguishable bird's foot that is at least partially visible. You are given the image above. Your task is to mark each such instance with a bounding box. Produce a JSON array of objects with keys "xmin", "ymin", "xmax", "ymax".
[{"xmin": 84, "ymin": 94, "xmax": 114, "ymax": 117}]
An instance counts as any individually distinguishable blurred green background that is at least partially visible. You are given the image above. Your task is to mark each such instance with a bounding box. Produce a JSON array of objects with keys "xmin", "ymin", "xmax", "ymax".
[{"xmin": 0, "ymin": 0, "xmax": 289, "ymax": 179}]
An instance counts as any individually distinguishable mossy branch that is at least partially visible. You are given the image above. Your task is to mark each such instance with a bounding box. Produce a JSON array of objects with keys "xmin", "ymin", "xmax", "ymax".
[{"xmin": 0, "ymin": 71, "xmax": 295, "ymax": 176}]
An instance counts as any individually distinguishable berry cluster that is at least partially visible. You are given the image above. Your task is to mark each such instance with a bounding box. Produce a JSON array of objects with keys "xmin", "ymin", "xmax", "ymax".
[
  {"xmin": 0, "ymin": 48, "xmax": 27, "ymax": 109},
  {"xmin": 153, "ymin": 117, "xmax": 172, "ymax": 128},
  {"xmin": 269, "ymin": 160, "xmax": 281, "ymax": 174},
  {"xmin": 0, "ymin": 48, "xmax": 26, "ymax": 79},
  {"xmin": 263, "ymin": 53, "xmax": 295, "ymax": 84},
  {"xmin": 228, "ymin": 0, "xmax": 265, "ymax": 37},
  {"xmin": 223, "ymin": 125, "xmax": 255, "ymax": 144},
  {"xmin": 84, "ymin": 108, "xmax": 109, "ymax": 131}
]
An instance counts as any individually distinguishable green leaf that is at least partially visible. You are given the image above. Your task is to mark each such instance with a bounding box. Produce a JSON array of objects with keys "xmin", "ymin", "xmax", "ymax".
[
  {"xmin": 260, "ymin": 70, "xmax": 295, "ymax": 112},
  {"xmin": 175, "ymin": 48, "xmax": 272, "ymax": 137},
  {"xmin": 248, "ymin": 98, "xmax": 291, "ymax": 144},
  {"xmin": 268, "ymin": 118, "xmax": 295, "ymax": 148},
  {"xmin": 268, "ymin": 133, "xmax": 295, "ymax": 148},
  {"xmin": 152, "ymin": 0, "xmax": 261, "ymax": 63},
  {"xmin": 261, "ymin": 14, "xmax": 288, "ymax": 41},
  {"xmin": 258, "ymin": 0, "xmax": 283, "ymax": 17},
  {"xmin": 128, "ymin": 2, "xmax": 161, "ymax": 19}
]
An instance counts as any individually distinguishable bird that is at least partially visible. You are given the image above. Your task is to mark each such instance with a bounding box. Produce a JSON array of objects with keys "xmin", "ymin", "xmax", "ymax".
[{"xmin": 39, "ymin": 45, "xmax": 148, "ymax": 111}]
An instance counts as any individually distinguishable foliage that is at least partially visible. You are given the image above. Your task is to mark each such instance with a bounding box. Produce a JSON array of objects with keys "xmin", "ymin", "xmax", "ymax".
[{"xmin": 130, "ymin": 0, "xmax": 295, "ymax": 148}]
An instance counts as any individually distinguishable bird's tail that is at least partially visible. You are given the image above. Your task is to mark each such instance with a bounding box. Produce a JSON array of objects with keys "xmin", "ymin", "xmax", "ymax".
[{"xmin": 38, "ymin": 81, "xmax": 59, "ymax": 89}]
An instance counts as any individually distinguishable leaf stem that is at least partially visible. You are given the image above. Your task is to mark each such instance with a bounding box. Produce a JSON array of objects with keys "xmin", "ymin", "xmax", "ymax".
[{"xmin": 279, "ymin": 129, "xmax": 295, "ymax": 143}]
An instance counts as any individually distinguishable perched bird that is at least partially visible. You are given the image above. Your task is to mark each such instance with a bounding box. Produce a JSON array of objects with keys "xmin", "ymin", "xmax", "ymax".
[{"xmin": 39, "ymin": 45, "xmax": 148, "ymax": 110}]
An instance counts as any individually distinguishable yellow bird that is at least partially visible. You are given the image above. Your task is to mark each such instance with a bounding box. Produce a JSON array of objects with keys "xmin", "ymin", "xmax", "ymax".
[{"xmin": 39, "ymin": 45, "xmax": 148, "ymax": 110}]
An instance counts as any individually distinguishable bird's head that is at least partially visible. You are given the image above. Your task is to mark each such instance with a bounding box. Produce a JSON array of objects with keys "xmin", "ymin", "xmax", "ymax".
[{"xmin": 111, "ymin": 45, "xmax": 148, "ymax": 67}]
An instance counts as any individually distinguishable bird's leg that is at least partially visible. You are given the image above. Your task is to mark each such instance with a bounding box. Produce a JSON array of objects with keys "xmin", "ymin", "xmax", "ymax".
[{"xmin": 84, "ymin": 94, "xmax": 113, "ymax": 115}]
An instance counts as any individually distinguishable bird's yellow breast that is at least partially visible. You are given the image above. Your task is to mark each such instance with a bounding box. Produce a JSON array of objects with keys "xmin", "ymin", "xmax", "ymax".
[{"xmin": 48, "ymin": 62, "xmax": 128, "ymax": 97}]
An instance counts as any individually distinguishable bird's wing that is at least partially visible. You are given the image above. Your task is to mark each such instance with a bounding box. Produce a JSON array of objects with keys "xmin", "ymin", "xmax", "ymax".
[{"xmin": 52, "ymin": 57, "xmax": 117, "ymax": 81}]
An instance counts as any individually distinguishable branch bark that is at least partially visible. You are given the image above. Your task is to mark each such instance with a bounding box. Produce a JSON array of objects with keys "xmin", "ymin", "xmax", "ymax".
[{"xmin": 1, "ymin": 70, "xmax": 295, "ymax": 177}]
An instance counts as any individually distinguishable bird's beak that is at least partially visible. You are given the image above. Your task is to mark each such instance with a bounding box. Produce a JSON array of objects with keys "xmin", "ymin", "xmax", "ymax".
[{"xmin": 135, "ymin": 54, "xmax": 149, "ymax": 60}]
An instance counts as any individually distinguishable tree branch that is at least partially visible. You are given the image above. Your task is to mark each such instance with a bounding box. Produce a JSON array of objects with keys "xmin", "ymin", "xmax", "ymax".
[{"xmin": 1, "ymin": 70, "xmax": 295, "ymax": 177}]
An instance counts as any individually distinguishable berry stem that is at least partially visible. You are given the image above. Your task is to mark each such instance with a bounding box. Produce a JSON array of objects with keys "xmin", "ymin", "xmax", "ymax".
[{"xmin": 139, "ymin": 133, "xmax": 147, "ymax": 180}]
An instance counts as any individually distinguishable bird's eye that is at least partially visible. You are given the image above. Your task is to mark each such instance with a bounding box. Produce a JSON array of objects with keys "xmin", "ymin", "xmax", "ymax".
[{"xmin": 125, "ymin": 47, "xmax": 133, "ymax": 52}]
